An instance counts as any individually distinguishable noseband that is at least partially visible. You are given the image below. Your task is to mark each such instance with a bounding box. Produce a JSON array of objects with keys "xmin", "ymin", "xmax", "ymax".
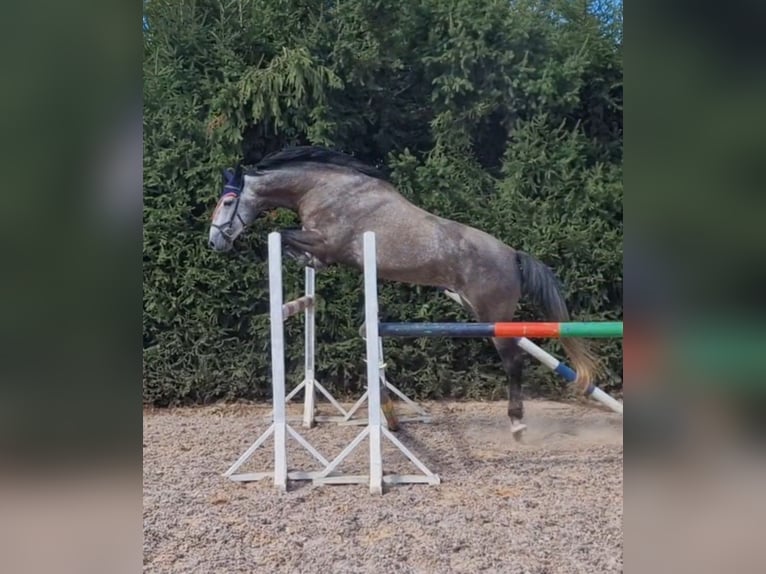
[{"xmin": 211, "ymin": 183, "xmax": 246, "ymax": 241}]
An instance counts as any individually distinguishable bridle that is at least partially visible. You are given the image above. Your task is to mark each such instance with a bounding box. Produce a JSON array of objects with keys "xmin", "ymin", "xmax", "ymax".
[{"xmin": 210, "ymin": 183, "xmax": 247, "ymax": 241}]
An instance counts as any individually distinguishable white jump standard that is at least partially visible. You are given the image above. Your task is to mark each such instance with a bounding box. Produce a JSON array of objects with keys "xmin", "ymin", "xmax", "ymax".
[
  {"xmin": 281, "ymin": 265, "xmax": 349, "ymax": 427},
  {"xmin": 313, "ymin": 232, "xmax": 441, "ymax": 494},
  {"xmin": 223, "ymin": 233, "xmax": 332, "ymax": 489}
]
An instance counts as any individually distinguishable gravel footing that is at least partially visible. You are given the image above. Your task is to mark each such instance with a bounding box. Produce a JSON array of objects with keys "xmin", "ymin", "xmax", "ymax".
[{"xmin": 143, "ymin": 399, "xmax": 623, "ymax": 573}]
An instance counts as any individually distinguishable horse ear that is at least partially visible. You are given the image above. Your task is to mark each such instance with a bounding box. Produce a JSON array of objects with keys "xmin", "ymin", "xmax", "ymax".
[
  {"xmin": 222, "ymin": 168, "xmax": 235, "ymax": 183},
  {"xmin": 234, "ymin": 163, "xmax": 243, "ymax": 181}
]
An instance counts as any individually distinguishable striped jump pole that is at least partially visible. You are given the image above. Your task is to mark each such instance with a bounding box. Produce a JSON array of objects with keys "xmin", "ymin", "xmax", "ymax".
[
  {"xmin": 378, "ymin": 322, "xmax": 623, "ymax": 339},
  {"xmin": 281, "ymin": 294, "xmax": 314, "ymax": 321},
  {"xmin": 438, "ymin": 290, "xmax": 623, "ymax": 415}
]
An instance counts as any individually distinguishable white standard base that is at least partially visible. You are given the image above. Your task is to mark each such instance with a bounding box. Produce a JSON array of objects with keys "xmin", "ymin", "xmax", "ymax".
[
  {"xmin": 312, "ymin": 425, "xmax": 441, "ymax": 488},
  {"xmin": 223, "ymin": 421, "xmax": 331, "ymax": 489},
  {"xmin": 278, "ymin": 376, "xmax": 351, "ymax": 426},
  {"xmin": 314, "ymin": 474, "xmax": 441, "ymax": 486},
  {"xmin": 337, "ymin": 414, "xmax": 432, "ymax": 427},
  {"xmin": 228, "ymin": 470, "xmax": 319, "ymax": 482}
]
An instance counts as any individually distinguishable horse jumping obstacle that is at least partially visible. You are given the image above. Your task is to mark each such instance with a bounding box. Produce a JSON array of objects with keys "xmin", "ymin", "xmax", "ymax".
[
  {"xmin": 225, "ymin": 230, "xmax": 621, "ymax": 493},
  {"xmin": 439, "ymin": 290, "xmax": 623, "ymax": 415},
  {"xmin": 265, "ymin": 253, "xmax": 428, "ymax": 429},
  {"xmin": 209, "ymin": 147, "xmax": 619, "ymax": 447},
  {"xmin": 224, "ymin": 232, "xmax": 435, "ymax": 491}
]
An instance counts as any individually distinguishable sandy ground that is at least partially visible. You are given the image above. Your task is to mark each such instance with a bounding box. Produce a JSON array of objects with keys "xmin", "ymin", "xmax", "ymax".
[{"xmin": 143, "ymin": 399, "xmax": 623, "ymax": 573}]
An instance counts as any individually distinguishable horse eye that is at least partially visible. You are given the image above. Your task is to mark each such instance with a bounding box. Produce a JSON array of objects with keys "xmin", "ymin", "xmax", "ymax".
[{"xmin": 222, "ymin": 198, "xmax": 234, "ymax": 206}]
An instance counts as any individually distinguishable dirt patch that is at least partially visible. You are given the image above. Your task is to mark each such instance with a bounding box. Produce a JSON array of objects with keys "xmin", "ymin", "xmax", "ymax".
[{"xmin": 144, "ymin": 399, "xmax": 622, "ymax": 573}]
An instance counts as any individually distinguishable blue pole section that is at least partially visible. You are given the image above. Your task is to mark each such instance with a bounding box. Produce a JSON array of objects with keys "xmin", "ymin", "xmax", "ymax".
[
  {"xmin": 378, "ymin": 323, "xmax": 494, "ymax": 338},
  {"xmin": 515, "ymin": 337, "xmax": 603, "ymax": 401},
  {"xmin": 551, "ymin": 361, "xmax": 596, "ymax": 395}
]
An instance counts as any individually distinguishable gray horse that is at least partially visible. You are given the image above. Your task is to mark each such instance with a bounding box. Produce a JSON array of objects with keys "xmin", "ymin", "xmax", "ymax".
[{"xmin": 208, "ymin": 146, "xmax": 601, "ymax": 437}]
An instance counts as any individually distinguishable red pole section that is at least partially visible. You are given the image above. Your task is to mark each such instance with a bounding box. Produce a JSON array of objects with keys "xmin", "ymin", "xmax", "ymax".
[{"xmin": 493, "ymin": 323, "xmax": 562, "ymax": 338}]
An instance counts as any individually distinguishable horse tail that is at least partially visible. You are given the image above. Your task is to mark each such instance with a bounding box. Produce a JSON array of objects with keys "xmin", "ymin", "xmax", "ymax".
[{"xmin": 516, "ymin": 251, "xmax": 602, "ymax": 393}]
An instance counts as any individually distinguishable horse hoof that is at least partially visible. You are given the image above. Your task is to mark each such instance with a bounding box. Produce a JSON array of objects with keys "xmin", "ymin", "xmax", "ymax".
[{"xmin": 510, "ymin": 420, "xmax": 527, "ymax": 441}]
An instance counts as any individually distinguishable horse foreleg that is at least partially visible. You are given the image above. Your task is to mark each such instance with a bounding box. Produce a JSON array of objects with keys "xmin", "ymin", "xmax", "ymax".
[
  {"xmin": 281, "ymin": 228, "xmax": 329, "ymax": 270},
  {"xmin": 283, "ymin": 242, "xmax": 310, "ymax": 264}
]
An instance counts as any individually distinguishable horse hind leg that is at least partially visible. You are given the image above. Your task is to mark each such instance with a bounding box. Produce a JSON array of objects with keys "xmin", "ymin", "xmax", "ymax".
[
  {"xmin": 493, "ymin": 338, "xmax": 526, "ymax": 439},
  {"xmin": 451, "ymin": 287, "xmax": 526, "ymax": 440},
  {"xmin": 356, "ymin": 322, "xmax": 400, "ymax": 431},
  {"xmin": 380, "ymin": 385, "xmax": 399, "ymax": 431}
]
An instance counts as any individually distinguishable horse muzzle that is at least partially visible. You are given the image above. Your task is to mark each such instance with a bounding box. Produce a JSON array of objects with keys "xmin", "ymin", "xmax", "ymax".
[{"xmin": 208, "ymin": 226, "xmax": 235, "ymax": 252}]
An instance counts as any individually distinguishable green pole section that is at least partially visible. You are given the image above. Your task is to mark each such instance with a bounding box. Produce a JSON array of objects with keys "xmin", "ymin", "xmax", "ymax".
[{"xmin": 559, "ymin": 322, "xmax": 623, "ymax": 338}]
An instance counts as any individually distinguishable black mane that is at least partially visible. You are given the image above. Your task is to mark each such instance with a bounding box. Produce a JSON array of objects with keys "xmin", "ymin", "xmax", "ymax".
[{"xmin": 249, "ymin": 146, "xmax": 386, "ymax": 180}]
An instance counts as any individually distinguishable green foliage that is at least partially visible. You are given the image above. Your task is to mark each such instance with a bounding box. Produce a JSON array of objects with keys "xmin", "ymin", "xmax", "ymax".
[{"xmin": 143, "ymin": 0, "xmax": 623, "ymax": 405}]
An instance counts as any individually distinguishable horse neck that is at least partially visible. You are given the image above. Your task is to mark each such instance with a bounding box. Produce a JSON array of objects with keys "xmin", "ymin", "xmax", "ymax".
[{"xmin": 249, "ymin": 169, "xmax": 312, "ymax": 211}]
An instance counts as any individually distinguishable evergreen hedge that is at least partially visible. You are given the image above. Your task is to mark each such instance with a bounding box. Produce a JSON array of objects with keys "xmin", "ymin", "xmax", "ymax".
[{"xmin": 143, "ymin": 0, "xmax": 623, "ymax": 405}]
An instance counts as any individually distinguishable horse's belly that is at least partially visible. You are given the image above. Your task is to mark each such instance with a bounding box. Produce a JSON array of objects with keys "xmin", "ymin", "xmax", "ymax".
[{"xmin": 375, "ymin": 266, "xmax": 447, "ymax": 288}]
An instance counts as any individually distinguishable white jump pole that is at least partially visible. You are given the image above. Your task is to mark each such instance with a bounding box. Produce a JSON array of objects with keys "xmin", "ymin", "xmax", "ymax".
[
  {"xmin": 363, "ymin": 232, "xmax": 440, "ymax": 490},
  {"xmin": 363, "ymin": 234, "xmax": 384, "ymax": 495},
  {"xmin": 269, "ymin": 233, "xmax": 288, "ymax": 489},
  {"xmin": 302, "ymin": 266, "xmax": 316, "ymax": 427}
]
